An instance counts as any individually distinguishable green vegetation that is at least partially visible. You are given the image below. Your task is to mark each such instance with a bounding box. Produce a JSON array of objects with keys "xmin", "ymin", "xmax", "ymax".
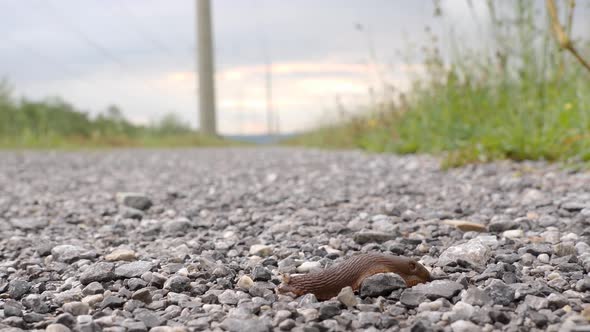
[
  {"xmin": 0, "ymin": 80, "xmax": 228, "ymax": 149},
  {"xmin": 289, "ymin": 1, "xmax": 590, "ymax": 167}
]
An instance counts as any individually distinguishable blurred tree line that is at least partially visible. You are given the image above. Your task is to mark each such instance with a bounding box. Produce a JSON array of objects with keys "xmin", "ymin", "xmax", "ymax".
[{"xmin": 0, "ymin": 79, "xmax": 196, "ymax": 147}]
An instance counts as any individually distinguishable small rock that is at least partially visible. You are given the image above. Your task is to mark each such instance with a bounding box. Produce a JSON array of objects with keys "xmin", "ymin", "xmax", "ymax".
[
  {"xmin": 3, "ymin": 300, "xmax": 23, "ymax": 317},
  {"xmin": 451, "ymin": 320, "xmax": 480, "ymax": 332},
  {"xmin": 576, "ymin": 278, "xmax": 590, "ymax": 292},
  {"xmin": 115, "ymin": 261, "xmax": 153, "ymax": 278},
  {"xmin": 528, "ymin": 311, "xmax": 548, "ymax": 328},
  {"xmin": 547, "ymin": 293, "xmax": 568, "ymax": 310},
  {"xmin": 81, "ymin": 294, "xmax": 103, "ymax": 307},
  {"xmin": 337, "ymin": 286, "xmax": 358, "ymax": 307},
  {"xmin": 100, "ymin": 295, "xmax": 126, "ymax": 309},
  {"xmin": 521, "ymin": 189, "xmax": 546, "ymax": 205},
  {"xmin": 163, "ymin": 275, "xmax": 190, "ymax": 292},
  {"xmin": 484, "ymin": 279, "xmax": 514, "ymax": 306},
  {"xmin": 297, "ymin": 261, "xmax": 321, "ymax": 273},
  {"xmin": 105, "ymin": 249, "xmax": 136, "ymax": 261},
  {"xmin": 488, "ymin": 309, "xmax": 510, "ymax": 324},
  {"xmin": 237, "ymin": 275, "xmax": 254, "ymax": 289},
  {"xmin": 51, "ymin": 245, "xmax": 97, "ymax": 263},
  {"xmin": 222, "ymin": 318, "xmax": 271, "ymax": 332},
  {"xmin": 562, "ymin": 201, "xmax": 586, "ymax": 211},
  {"xmin": 357, "ymin": 312, "xmax": 381, "ymax": 328},
  {"xmin": 9, "ymin": 217, "xmax": 48, "ymax": 230},
  {"xmin": 82, "ymin": 282, "xmax": 104, "ymax": 295},
  {"xmin": 404, "ymin": 280, "xmax": 464, "ymax": 301},
  {"xmin": 278, "ymin": 319, "xmax": 296, "ymax": 331},
  {"xmin": 218, "ymin": 290, "xmax": 238, "ymax": 305},
  {"xmin": 297, "ymin": 308, "xmax": 319, "ymax": 322},
  {"xmin": 80, "ymin": 262, "xmax": 115, "ymax": 284},
  {"xmin": 438, "ymin": 238, "xmax": 491, "ymax": 267},
  {"xmin": 538, "ymin": 254, "xmax": 550, "ymax": 264},
  {"xmin": 460, "ymin": 287, "xmax": 492, "ymax": 306},
  {"xmin": 442, "ymin": 219, "xmax": 487, "ymax": 232},
  {"xmin": 249, "ymin": 244, "xmax": 272, "ymax": 257},
  {"xmin": 132, "ymin": 288, "xmax": 152, "ymax": 303},
  {"xmin": 523, "ymin": 243, "xmax": 553, "ymax": 256},
  {"xmin": 56, "ymin": 312, "xmax": 76, "ymax": 327},
  {"xmin": 446, "ymin": 301, "xmax": 474, "ymax": 322},
  {"xmin": 116, "ymin": 192, "xmax": 153, "ymax": 210},
  {"xmin": 8, "ymin": 280, "xmax": 31, "ymax": 299},
  {"xmin": 502, "ymin": 229, "xmax": 524, "ymax": 239},
  {"xmin": 163, "ymin": 218, "xmax": 191, "ymax": 234},
  {"xmin": 318, "ymin": 303, "xmax": 341, "ymax": 320},
  {"xmin": 121, "ymin": 207, "xmax": 145, "ymax": 219},
  {"xmin": 46, "ymin": 323, "xmax": 72, "ymax": 332},
  {"xmin": 63, "ymin": 302, "xmax": 90, "ymax": 316},
  {"xmin": 554, "ymin": 243, "xmax": 576, "ymax": 257},
  {"xmin": 488, "ymin": 219, "xmax": 518, "ymax": 232},
  {"xmin": 251, "ymin": 266, "xmax": 271, "ymax": 281},
  {"xmin": 353, "ymin": 231, "xmax": 395, "ymax": 244},
  {"xmin": 134, "ymin": 309, "xmax": 165, "ymax": 328},
  {"xmin": 360, "ymin": 273, "xmax": 405, "ymax": 297}
]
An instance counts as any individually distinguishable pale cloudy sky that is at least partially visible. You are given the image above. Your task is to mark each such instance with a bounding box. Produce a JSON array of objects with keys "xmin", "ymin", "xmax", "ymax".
[{"xmin": 1, "ymin": 1, "xmax": 588, "ymax": 134}]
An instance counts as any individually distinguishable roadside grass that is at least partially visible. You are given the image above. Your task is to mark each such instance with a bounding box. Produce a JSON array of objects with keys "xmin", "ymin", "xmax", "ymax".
[
  {"xmin": 0, "ymin": 133, "xmax": 235, "ymax": 150},
  {"xmin": 287, "ymin": 1, "xmax": 590, "ymax": 167}
]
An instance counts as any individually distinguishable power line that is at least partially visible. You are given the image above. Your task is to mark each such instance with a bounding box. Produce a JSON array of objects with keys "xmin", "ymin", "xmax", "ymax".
[
  {"xmin": 116, "ymin": 1, "xmax": 176, "ymax": 57},
  {"xmin": 3, "ymin": 38, "xmax": 101, "ymax": 90},
  {"xmin": 39, "ymin": 0, "xmax": 167, "ymax": 95},
  {"xmin": 0, "ymin": 1, "xmax": 101, "ymax": 90}
]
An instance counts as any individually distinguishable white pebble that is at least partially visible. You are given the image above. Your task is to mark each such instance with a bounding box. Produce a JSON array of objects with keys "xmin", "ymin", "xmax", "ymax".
[
  {"xmin": 537, "ymin": 253, "xmax": 550, "ymax": 264},
  {"xmin": 297, "ymin": 261, "xmax": 321, "ymax": 273}
]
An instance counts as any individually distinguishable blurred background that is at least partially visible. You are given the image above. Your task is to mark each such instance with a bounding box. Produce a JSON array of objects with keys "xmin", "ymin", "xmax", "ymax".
[{"xmin": 1, "ymin": 0, "xmax": 589, "ymax": 166}]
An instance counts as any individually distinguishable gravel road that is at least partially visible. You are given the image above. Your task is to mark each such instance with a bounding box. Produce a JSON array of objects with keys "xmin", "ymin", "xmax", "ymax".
[{"xmin": 1, "ymin": 148, "xmax": 590, "ymax": 332}]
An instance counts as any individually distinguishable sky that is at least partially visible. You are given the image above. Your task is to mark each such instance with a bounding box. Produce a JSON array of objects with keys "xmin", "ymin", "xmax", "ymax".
[{"xmin": 1, "ymin": 0, "xmax": 588, "ymax": 135}]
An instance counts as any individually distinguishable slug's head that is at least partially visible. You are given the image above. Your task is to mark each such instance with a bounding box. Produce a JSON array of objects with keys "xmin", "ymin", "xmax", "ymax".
[{"xmin": 397, "ymin": 258, "xmax": 432, "ymax": 287}]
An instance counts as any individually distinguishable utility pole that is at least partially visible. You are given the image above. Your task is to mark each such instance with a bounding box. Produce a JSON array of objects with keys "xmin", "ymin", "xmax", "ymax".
[
  {"xmin": 265, "ymin": 58, "xmax": 273, "ymax": 136},
  {"xmin": 196, "ymin": 0, "xmax": 216, "ymax": 135}
]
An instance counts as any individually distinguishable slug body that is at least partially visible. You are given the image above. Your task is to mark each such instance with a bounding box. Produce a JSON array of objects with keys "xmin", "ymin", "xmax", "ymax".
[{"xmin": 278, "ymin": 253, "xmax": 431, "ymax": 300}]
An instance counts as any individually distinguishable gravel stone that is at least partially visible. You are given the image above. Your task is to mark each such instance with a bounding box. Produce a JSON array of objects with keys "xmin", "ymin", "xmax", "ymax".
[
  {"xmin": 82, "ymin": 282, "xmax": 104, "ymax": 295},
  {"xmin": 251, "ymin": 266, "xmax": 271, "ymax": 281},
  {"xmin": 2, "ymin": 149, "xmax": 590, "ymax": 331},
  {"xmin": 237, "ymin": 275, "xmax": 254, "ymax": 289},
  {"xmin": 80, "ymin": 262, "xmax": 115, "ymax": 284},
  {"xmin": 218, "ymin": 290, "xmax": 239, "ymax": 305},
  {"xmin": 353, "ymin": 231, "xmax": 395, "ymax": 244},
  {"xmin": 116, "ymin": 192, "xmax": 153, "ymax": 210},
  {"xmin": 46, "ymin": 323, "xmax": 72, "ymax": 332},
  {"xmin": 222, "ymin": 318, "xmax": 271, "ymax": 332},
  {"xmin": 134, "ymin": 309, "xmax": 165, "ymax": 328},
  {"xmin": 63, "ymin": 302, "xmax": 90, "ymax": 316},
  {"xmin": 297, "ymin": 261, "xmax": 321, "ymax": 273},
  {"xmin": 8, "ymin": 280, "xmax": 31, "ymax": 299},
  {"xmin": 403, "ymin": 280, "xmax": 464, "ymax": 302},
  {"xmin": 337, "ymin": 286, "xmax": 358, "ymax": 307},
  {"xmin": 115, "ymin": 261, "xmax": 153, "ymax": 278},
  {"xmin": 359, "ymin": 273, "xmax": 405, "ymax": 297},
  {"xmin": 9, "ymin": 217, "xmax": 48, "ymax": 230},
  {"xmin": 105, "ymin": 249, "xmax": 136, "ymax": 261},
  {"xmin": 437, "ymin": 238, "xmax": 492, "ymax": 267},
  {"xmin": 451, "ymin": 320, "xmax": 480, "ymax": 332},
  {"xmin": 100, "ymin": 295, "xmax": 126, "ymax": 309},
  {"xmin": 51, "ymin": 245, "xmax": 97, "ymax": 263},
  {"xmin": 318, "ymin": 303, "xmax": 341, "ymax": 320},
  {"xmin": 249, "ymin": 244, "xmax": 272, "ymax": 257},
  {"xmin": 4, "ymin": 300, "xmax": 23, "ymax": 317},
  {"xmin": 460, "ymin": 286, "xmax": 492, "ymax": 306},
  {"xmin": 484, "ymin": 279, "xmax": 515, "ymax": 306},
  {"xmin": 163, "ymin": 275, "xmax": 190, "ymax": 292}
]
